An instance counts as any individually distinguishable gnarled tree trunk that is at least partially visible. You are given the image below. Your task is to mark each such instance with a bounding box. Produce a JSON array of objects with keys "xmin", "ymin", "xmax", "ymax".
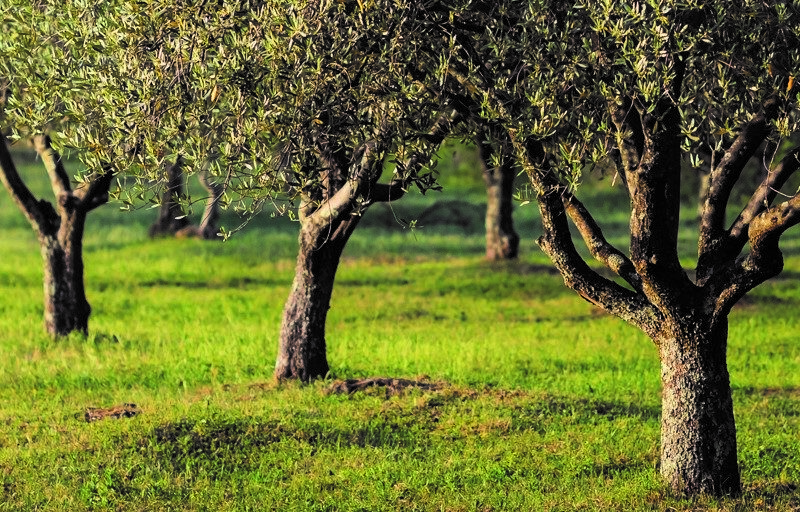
[
  {"xmin": 478, "ymin": 131, "xmax": 519, "ymax": 260},
  {"xmin": 273, "ymin": 112, "xmax": 458, "ymax": 382},
  {"xmin": 275, "ymin": 216, "xmax": 359, "ymax": 381},
  {"xmin": 41, "ymin": 204, "xmax": 92, "ymax": 335},
  {"xmin": 658, "ymin": 314, "xmax": 739, "ymax": 495},
  {"xmin": 0, "ymin": 135, "xmax": 111, "ymax": 337}
]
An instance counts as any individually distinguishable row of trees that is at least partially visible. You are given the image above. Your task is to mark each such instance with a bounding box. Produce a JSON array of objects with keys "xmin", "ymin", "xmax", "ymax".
[{"xmin": 2, "ymin": 0, "xmax": 799, "ymax": 498}]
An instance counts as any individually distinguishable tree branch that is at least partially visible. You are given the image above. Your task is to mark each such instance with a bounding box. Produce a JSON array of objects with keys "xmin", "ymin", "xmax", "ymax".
[
  {"xmin": 561, "ymin": 191, "xmax": 644, "ymax": 294},
  {"xmin": 711, "ymin": 192, "xmax": 800, "ymax": 319},
  {"xmin": 514, "ymin": 136, "xmax": 661, "ymax": 338},
  {"xmin": 32, "ymin": 134, "xmax": 72, "ymax": 201},
  {"xmin": 311, "ymin": 140, "xmax": 384, "ymax": 226},
  {"xmin": 0, "ymin": 135, "xmax": 56, "ymax": 234},
  {"xmin": 729, "ymin": 145, "xmax": 800, "ymax": 246},
  {"xmin": 75, "ymin": 166, "xmax": 114, "ymax": 212},
  {"xmin": 369, "ymin": 181, "xmax": 406, "ymax": 203},
  {"xmin": 698, "ymin": 97, "xmax": 780, "ymax": 259},
  {"xmin": 608, "ymin": 97, "xmax": 643, "ymax": 192}
]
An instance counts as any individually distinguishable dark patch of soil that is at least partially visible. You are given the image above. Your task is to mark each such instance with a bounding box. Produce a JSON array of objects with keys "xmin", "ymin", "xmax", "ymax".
[
  {"xmin": 327, "ymin": 377, "xmax": 443, "ymax": 396},
  {"xmin": 85, "ymin": 403, "xmax": 141, "ymax": 422}
]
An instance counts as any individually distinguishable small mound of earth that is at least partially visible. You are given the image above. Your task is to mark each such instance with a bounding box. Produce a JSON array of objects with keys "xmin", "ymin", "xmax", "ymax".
[{"xmin": 327, "ymin": 377, "xmax": 442, "ymax": 396}]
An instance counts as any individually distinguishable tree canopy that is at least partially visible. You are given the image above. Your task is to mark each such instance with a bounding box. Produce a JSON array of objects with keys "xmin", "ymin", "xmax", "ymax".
[
  {"xmin": 438, "ymin": 0, "xmax": 800, "ymax": 495},
  {"xmin": 3, "ymin": 0, "xmax": 800, "ymax": 497},
  {"xmin": 1, "ymin": 0, "xmax": 456, "ymax": 213}
]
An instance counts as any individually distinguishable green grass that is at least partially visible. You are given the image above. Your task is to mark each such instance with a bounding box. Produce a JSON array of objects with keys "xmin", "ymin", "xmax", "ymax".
[{"xmin": 1, "ymin": 147, "xmax": 799, "ymax": 510}]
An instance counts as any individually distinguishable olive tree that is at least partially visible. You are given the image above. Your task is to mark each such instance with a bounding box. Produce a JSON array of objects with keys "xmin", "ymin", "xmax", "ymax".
[
  {"xmin": 3, "ymin": 0, "xmax": 459, "ymax": 377},
  {"xmin": 121, "ymin": 0, "xmax": 459, "ymax": 381},
  {"xmin": 0, "ymin": 2, "xmax": 127, "ymax": 336},
  {"xmin": 245, "ymin": 1, "xmax": 458, "ymax": 380},
  {"xmin": 445, "ymin": 0, "xmax": 800, "ymax": 496}
]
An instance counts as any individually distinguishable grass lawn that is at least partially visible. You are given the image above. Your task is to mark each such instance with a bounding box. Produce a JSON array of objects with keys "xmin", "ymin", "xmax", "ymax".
[{"xmin": 0, "ymin": 146, "xmax": 799, "ymax": 511}]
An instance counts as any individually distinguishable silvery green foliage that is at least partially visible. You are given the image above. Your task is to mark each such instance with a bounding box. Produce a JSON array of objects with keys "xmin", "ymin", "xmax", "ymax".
[
  {"xmin": 444, "ymin": 0, "xmax": 799, "ymax": 186},
  {"xmin": 0, "ymin": 0, "xmax": 455, "ymax": 214}
]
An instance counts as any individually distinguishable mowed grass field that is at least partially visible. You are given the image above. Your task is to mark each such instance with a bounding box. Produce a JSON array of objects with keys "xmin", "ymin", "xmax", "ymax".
[{"xmin": 1, "ymin": 146, "xmax": 799, "ymax": 511}]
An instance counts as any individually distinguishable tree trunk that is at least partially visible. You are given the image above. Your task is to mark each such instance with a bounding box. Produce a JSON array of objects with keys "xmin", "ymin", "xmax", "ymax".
[
  {"xmin": 149, "ymin": 157, "xmax": 190, "ymax": 237},
  {"xmin": 41, "ymin": 208, "xmax": 91, "ymax": 336},
  {"xmin": 478, "ymin": 135, "xmax": 519, "ymax": 260},
  {"xmin": 1, "ymin": 135, "xmax": 110, "ymax": 337},
  {"xmin": 175, "ymin": 170, "xmax": 224, "ymax": 239},
  {"xmin": 196, "ymin": 170, "xmax": 223, "ymax": 239},
  {"xmin": 274, "ymin": 217, "xmax": 359, "ymax": 381},
  {"xmin": 658, "ymin": 315, "xmax": 740, "ymax": 495}
]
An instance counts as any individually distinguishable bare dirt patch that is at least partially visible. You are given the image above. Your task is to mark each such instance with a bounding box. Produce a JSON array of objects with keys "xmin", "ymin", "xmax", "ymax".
[{"xmin": 84, "ymin": 403, "xmax": 141, "ymax": 422}]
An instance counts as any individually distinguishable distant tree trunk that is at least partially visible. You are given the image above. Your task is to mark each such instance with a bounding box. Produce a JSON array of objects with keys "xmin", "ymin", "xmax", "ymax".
[
  {"xmin": 0, "ymin": 135, "xmax": 112, "ymax": 337},
  {"xmin": 149, "ymin": 157, "xmax": 190, "ymax": 237},
  {"xmin": 275, "ymin": 216, "xmax": 360, "ymax": 381},
  {"xmin": 196, "ymin": 170, "xmax": 223, "ymax": 238},
  {"xmin": 478, "ymin": 130, "xmax": 519, "ymax": 260},
  {"xmin": 176, "ymin": 170, "xmax": 223, "ymax": 240},
  {"xmin": 658, "ymin": 314, "xmax": 739, "ymax": 495}
]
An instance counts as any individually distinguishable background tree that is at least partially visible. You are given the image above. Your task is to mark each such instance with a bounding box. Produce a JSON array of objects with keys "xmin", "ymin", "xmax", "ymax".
[
  {"xmin": 0, "ymin": 2, "xmax": 127, "ymax": 336},
  {"xmin": 3, "ymin": 0, "xmax": 460, "ymax": 379},
  {"xmin": 444, "ymin": 0, "xmax": 800, "ymax": 497},
  {"xmin": 478, "ymin": 126, "xmax": 519, "ymax": 260},
  {"xmin": 149, "ymin": 158, "xmax": 224, "ymax": 240},
  {"xmin": 148, "ymin": 158, "xmax": 191, "ymax": 237}
]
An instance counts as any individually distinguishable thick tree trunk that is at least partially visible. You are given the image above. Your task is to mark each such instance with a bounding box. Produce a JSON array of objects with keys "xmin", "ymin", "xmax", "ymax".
[
  {"xmin": 149, "ymin": 158, "xmax": 190, "ymax": 237},
  {"xmin": 41, "ymin": 209, "xmax": 91, "ymax": 336},
  {"xmin": 478, "ymin": 136, "xmax": 519, "ymax": 260},
  {"xmin": 658, "ymin": 316, "xmax": 740, "ymax": 496},
  {"xmin": 274, "ymin": 217, "xmax": 359, "ymax": 381}
]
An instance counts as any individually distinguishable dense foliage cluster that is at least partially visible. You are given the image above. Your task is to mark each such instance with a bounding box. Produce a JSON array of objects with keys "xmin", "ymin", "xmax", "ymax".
[{"xmin": 1, "ymin": 0, "xmax": 456, "ymax": 213}]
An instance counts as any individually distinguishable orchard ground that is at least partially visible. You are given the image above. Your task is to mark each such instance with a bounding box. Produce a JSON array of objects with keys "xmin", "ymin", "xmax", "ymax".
[{"xmin": 1, "ymin": 145, "xmax": 799, "ymax": 511}]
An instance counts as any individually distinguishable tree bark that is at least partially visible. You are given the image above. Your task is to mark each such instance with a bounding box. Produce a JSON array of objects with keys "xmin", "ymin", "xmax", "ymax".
[
  {"xmin": 0, "ymin": 135, "xmax": 111, "ymax": 337},
  {"xmin": 149, "ymin": 157, "xmax": 190, "ymax": 237},
  {"xmin": 41, "ymin": 205, "xmax": 92, "ymax": 335},
  {"xmin": 478, "ymin": 133, "xmax": 519, "ymax": 260},
  {"xmin": 658, "ymin": 315, "xmax": 740, "ymax": 495},
  {"xmin": 274, "ymin": 216, "xmax": 359, "ymax": 381}
]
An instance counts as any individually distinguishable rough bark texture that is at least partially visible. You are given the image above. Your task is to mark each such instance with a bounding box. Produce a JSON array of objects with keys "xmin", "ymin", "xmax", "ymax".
[
  {"xmin": 274, "ymin": 216, "xmax": 358, "ymax": 381},
  {"xmin": 658, "ymin": 315, "xmax": 739, "ymax": 495},
  {"xmin": 478, "ymin": 132, "xmax": 519, "ymax": 260},
  {"xmin": 149, "ymin": 158, "xmax": 190, "ymax": 237},
  {"xmin": 0, "ymin": 135, "xmax": 111, "ymax": 337},
  {"xmin": 41, "ymin": 206, "xmax": 92, "ymax": 335}
]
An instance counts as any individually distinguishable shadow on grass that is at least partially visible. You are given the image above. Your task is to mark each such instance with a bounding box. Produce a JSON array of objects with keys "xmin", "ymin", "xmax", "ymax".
[
  {"xmin": 139, "ymin": 384, "xmax": 661, "ymax": 479},
  {"xmin": 128, "ymin": 276, "xmax": 290, "ymax": 289},
  {"xmin": 141, "ymin": 412, "xmax": 436, "ymax": 477}
]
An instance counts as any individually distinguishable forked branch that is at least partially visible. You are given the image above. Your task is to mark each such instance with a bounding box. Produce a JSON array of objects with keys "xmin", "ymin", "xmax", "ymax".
[
  {"xmin": 561, "ymin": 191, "xmax": 643, "ymax": 294},
  {"xmin": 729, "ymin": 145, "xmax": 800, "ymax": 246},
  {"xmin": 699, "ymin": 97, "xmax": 780, "ymax": 252}
]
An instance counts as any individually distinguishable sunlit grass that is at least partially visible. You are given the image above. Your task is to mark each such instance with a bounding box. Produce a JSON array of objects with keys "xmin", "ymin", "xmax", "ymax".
[{"xmin": 0, "ymin": 150, "xmax": 799, "ymax": 510}]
